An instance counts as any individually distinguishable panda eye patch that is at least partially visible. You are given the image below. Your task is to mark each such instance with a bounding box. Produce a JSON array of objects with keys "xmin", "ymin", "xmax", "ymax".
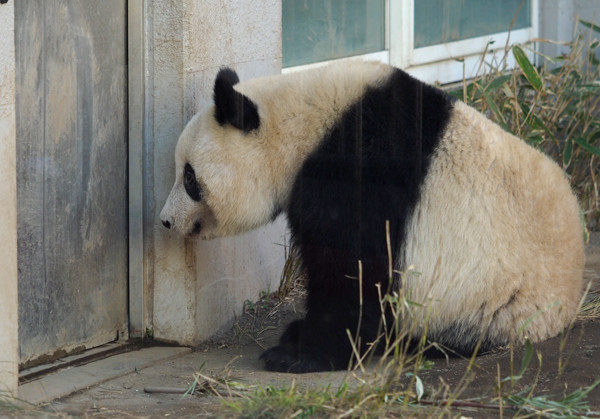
[{"xmin": 183, "ymin": 163, "xmax": 202, "ymax": 201}]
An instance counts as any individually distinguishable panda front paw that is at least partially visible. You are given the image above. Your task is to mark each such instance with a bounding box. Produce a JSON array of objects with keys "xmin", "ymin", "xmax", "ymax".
[{"xmin": 259, "ymin": 345, "xmax": 331, "ymax": 373}]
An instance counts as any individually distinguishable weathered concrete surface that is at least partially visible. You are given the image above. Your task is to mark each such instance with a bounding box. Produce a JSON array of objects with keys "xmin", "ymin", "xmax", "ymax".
[
  {"xmin": 538, "ymin": 0, "xmax": 600, "ymax": 62},
  {"xmin": 40, "ymin": 239, "xmax": 600, "ymax": 418},
  {"xmin": 18, "ymin": 347, "xmax": 191, "ymax": 405},
  {"xmin": 146, "ymin": 0, "xmax": 286, "ymax": 346},
  {"xmin": 0, "ymin": 0, "xmax": 18, "ymax": 396}
]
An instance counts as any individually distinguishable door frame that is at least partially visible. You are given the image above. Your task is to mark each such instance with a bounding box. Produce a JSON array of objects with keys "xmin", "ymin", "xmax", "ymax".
[{"xmin": 128, "ymin": 0, "xmax": 145, "ymax": 339}]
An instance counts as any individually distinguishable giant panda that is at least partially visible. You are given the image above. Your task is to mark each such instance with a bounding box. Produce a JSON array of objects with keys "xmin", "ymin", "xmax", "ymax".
[{"xmin": 160, "ymin": 61, "xmax": 585, "ymax": 373}]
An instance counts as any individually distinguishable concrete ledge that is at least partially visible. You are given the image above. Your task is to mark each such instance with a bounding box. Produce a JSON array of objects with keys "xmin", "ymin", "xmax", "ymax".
[{"xmin": 18, "ymin": 346, "xmax": 191, "ymax": 405}]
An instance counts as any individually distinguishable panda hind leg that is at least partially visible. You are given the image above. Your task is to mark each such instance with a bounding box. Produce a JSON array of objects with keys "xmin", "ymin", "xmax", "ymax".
[
  {"xmin": 259, "ymin": 317, "xmax": 352, "ymax": 373},
  {"xmin": 259, "ymin": 294, "xmax": 385, "ymax": 373}
]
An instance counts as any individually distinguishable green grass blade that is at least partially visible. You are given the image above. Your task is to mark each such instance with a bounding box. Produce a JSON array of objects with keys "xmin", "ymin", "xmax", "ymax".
[
  {"xmin": 562, "ymin": 378, "xmax": 600, "ymax": 404},
  {"xmin": 518, "ymin": 339, "xmax": 534, "ymax": 377},
  {"xmin": 513, "ymin": 45, "xmax": 543, "ymax": 91}
]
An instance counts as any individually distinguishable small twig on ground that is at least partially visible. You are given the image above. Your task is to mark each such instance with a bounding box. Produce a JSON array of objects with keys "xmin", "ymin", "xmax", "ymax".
[{"xmin": 144, "ymin": 387, "xmax": 188, "ymax": 395}]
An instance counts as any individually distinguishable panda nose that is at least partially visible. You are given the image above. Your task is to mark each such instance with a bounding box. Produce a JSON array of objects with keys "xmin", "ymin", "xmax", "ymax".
[{"xmin": 162, "ymin": 219, "xmax": 171, "ymax": 229}]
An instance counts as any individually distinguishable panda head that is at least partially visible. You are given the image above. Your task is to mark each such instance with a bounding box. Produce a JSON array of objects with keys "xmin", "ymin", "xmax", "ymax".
[{"xmin": 160, "ymin": 68, "xmax": 278, "ymax": 239}]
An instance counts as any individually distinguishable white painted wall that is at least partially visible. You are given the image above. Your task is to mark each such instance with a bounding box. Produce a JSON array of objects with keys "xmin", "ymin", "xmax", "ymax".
[
  {"xmin": 0, "ymin": 1, "xmax": 18, "ymax": 396},
  {"xmin": 539, "ymin": 0, "xmax": 600, "ymax": 62},
  {"xmin": 145, "ymin": 0, "xmax": 287, "ymax": 344}
]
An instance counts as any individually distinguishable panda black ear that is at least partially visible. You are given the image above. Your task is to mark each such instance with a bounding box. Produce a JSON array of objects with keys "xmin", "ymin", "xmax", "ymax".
[{"xmin": 213, "ymin": 68, "xmax": 260, "ymax": 132}]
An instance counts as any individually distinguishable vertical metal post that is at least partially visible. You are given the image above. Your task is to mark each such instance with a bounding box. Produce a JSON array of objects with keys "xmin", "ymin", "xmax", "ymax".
[{"xmin": 128, "ymin": 0, "xmax": 145, "ymax": 339}]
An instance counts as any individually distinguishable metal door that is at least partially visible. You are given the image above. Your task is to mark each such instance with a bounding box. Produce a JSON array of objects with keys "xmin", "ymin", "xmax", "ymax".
[{"xmin": 15, "ymin": 1, "xmax": 128, "ymax": 367}]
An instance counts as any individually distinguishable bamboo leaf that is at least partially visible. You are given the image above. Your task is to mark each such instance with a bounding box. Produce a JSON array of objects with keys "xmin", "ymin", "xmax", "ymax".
[
  {"xmin": 519, "ymin": 102, "xmax": 557, "ymax": 142},
  {"xmin": 574, "ymin": 136, "xmax": 600, "ymax": 157},
  {"xmin": 484, "ymin": 74, "xmax": 512, "ymax": 93},
  {"xmin": 483, "ymin": 92, "xmax": 509, "ymax": 131},
  {"xmin": 448, "ymin": 89, "xmax": 463, "ymax": 100},
  {"xmin": 563, "ymin": 139, "xmax": 573, "ymax": 167},
  {"xmin": 513, "ymin": 45, "xmax": 543, "ymax": 91},
  {"xmin": 466, "ymin": 81, "xmax": 482, "ymax": 101},
  {"xmin": 580, "ymin": 19, "xmax": 600, "ymax": 34},
  {"xmin": 526, "ymin": 135, "xmax": 544, "ymax": 145},
  {"xmin": 580, "ymin": 83, "xmax": 600, "ymax": 93}
]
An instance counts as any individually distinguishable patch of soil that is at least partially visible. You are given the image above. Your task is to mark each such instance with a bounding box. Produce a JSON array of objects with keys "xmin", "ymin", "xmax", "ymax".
[
  {"xmin": 420, "ymin": 318, "xmax": 600, "ymax": 407},
  {"xmin": 414, "ymin": 242, "xmax": 600, "ymax": 410}
]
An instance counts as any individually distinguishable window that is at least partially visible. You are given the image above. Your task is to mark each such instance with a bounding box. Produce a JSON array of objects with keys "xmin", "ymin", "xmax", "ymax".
[
  {"xmin": 282, "ymin": 0, "xmax": 385, "ymax": 68},
  {"xmin": 414, "ymin": 0, "xmax": 531, "ymax": 48},
  {"xmin": 283, "ymin": 0, "xmax": 538, "ymax": 84}
]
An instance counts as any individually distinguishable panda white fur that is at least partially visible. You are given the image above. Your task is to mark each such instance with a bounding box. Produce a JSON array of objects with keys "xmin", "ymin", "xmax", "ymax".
[{"xmin": 160, "ymin": 61, "xmax": 584, "ymax": 373}]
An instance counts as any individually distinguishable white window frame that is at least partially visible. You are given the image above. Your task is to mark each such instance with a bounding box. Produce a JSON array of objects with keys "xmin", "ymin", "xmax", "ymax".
[{"xmin": 283, "ymin": 0, "xmax": 539, "ymax": 85}]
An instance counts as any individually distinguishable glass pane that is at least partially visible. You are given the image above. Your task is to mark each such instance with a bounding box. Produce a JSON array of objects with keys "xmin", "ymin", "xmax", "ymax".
[
  {"xmin": 415, "ymin": 0, "xmax": 531, "ymax": 48},
  {"xmin": 283, "ymin": 0, "xmax": 385, "ymax": 68}
]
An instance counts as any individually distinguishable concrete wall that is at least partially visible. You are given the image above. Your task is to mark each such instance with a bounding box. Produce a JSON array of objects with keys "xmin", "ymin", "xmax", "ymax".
[
  {"xmin": 0, "ymin": 1, "xmax": 18, "ymax": 395},
  {"xmin": 0, "ymin": 0, "xmax": 285, "ymax": 394},
  {"xmin": 145, "ymin": 0, "xmax": 287, "ymax": 344},
  {"xmin": 539, "ymin": 0, "xmax": 600, "ymax": 60}
]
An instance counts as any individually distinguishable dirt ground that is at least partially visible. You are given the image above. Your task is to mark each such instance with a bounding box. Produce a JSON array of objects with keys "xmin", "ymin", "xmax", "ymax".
[{"xmin": 10, "ymin": 238, "xmax": 600, "ymax": 418}]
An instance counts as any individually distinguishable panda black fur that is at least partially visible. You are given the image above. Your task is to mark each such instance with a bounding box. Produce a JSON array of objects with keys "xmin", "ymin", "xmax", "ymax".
[{"xmin": 160, "ymin": 61, "xmax": 584, "ymax": 373}]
